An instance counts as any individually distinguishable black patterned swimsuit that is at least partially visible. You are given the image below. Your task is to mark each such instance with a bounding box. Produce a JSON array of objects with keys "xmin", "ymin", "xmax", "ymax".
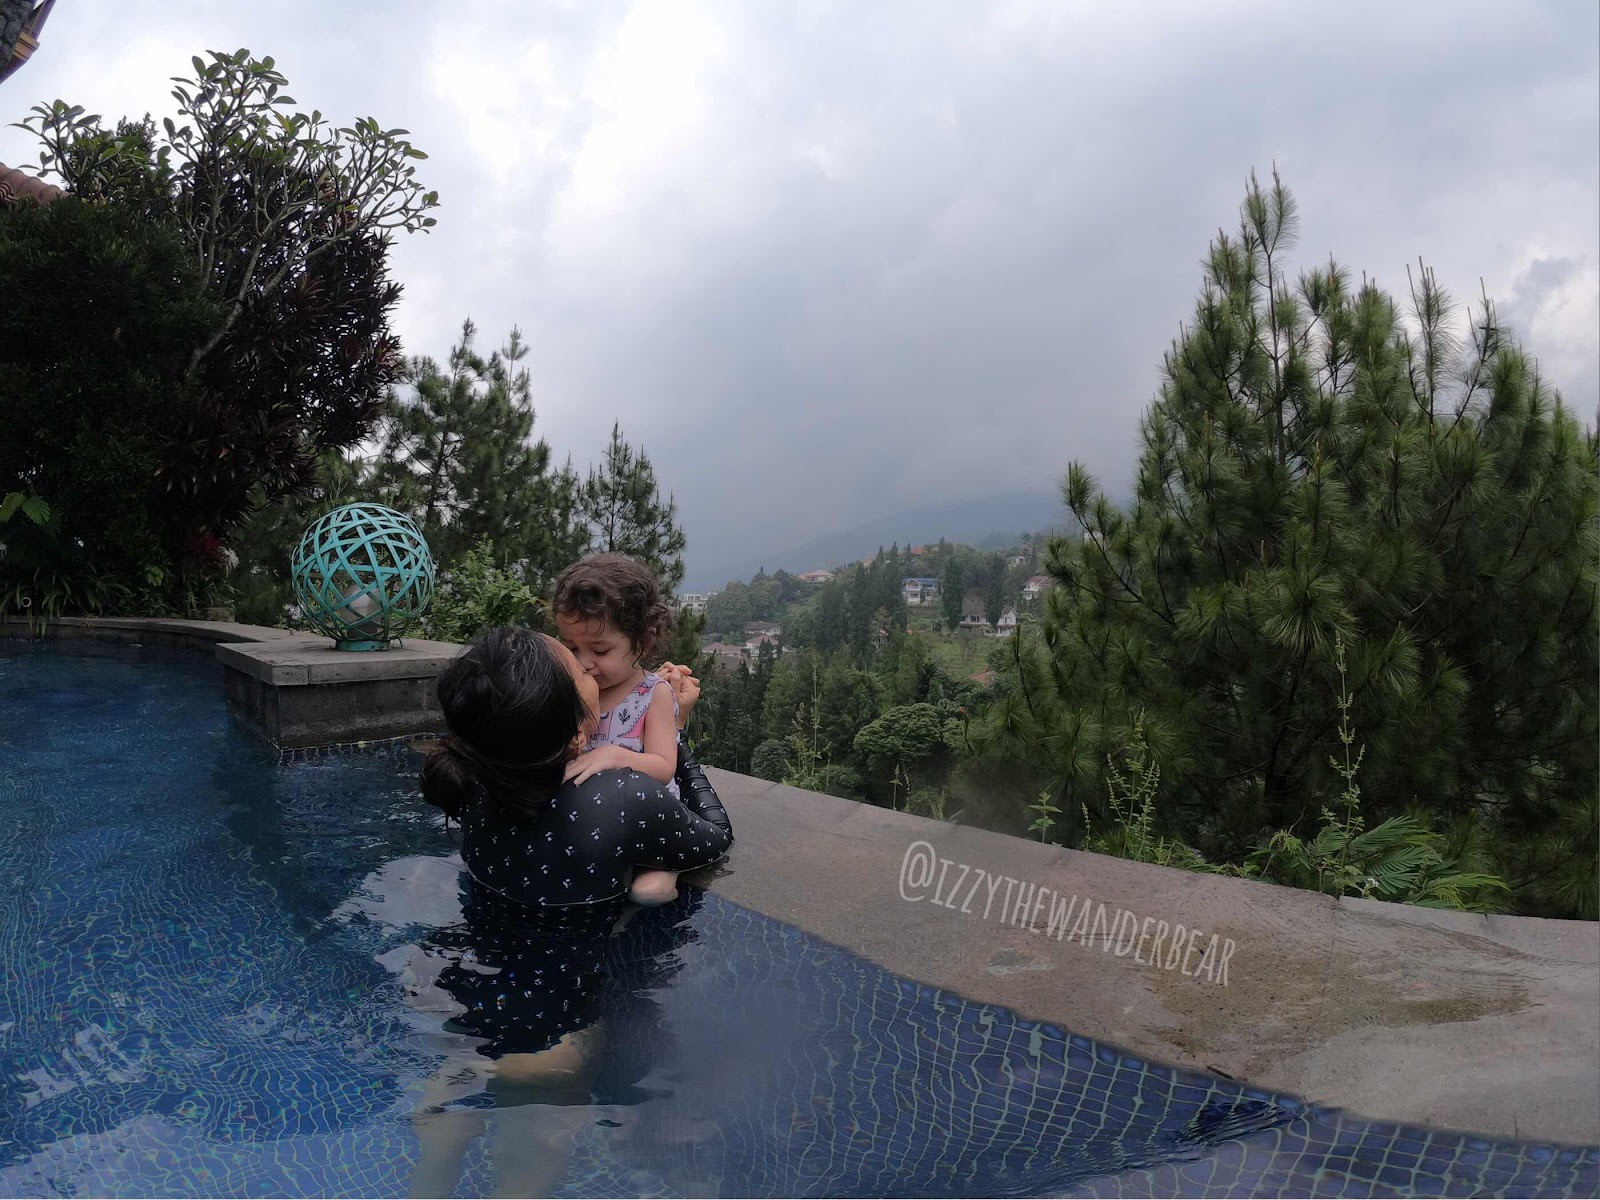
[{"xmin": 434, "ymin": 748, "xmax": 732, "ymax": 1057}]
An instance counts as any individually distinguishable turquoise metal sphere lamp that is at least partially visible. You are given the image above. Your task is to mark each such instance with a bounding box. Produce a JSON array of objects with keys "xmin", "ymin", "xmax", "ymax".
[{"xmin": 291, "ymin": 503, "xmax": 435, "ymax": 650}]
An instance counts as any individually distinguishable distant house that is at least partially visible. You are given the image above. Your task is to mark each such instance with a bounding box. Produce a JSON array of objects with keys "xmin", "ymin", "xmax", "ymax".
[
  {"xmin": 742, "ymin": 632, "xmax": 781, "ymax": 659},
  {"xmin": 902, "ymin": 577, "xmax": 940, "ymax": 605},
  {"xmin": 909, "ymin": 545, "xmax": 928, "ymax": 556},
  {"xmin": 957, "ymin": 613, "xmax": 991, "ymax": 632},
  {"xmin": 1022, "ymin": 575, "xmax": 1052, "ymax": 600},
  {"xmin": 743, "ymin": 621, "xmax": 781, "ymax": 638},
  {"xmin": 1007, "ymin": 554, "xmax": 1028, "ymax": 568},
  {"xmin": 679, "ymin": 592, "xmax": 711, "ymax": 615},
  {"xmin": 702, "ymin": 641, "xmax": 749, "ymax": 671},
  {"xmin": 990, "ymin": 609, "xmax": 1019, "ymax": 637},
  {"xmin": 797, "ymin": 569, "xmax": 835, "ymax": 585}
]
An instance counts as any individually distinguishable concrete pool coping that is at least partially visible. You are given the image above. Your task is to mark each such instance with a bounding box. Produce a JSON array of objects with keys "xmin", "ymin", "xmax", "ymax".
[
  {"xmin": 696, "ymin": 772, "xmax": 1600, "ymax": 1146},
  {"xmin": 8, "ymin": 615, "xmax": 1599, "ymax": 1146}
]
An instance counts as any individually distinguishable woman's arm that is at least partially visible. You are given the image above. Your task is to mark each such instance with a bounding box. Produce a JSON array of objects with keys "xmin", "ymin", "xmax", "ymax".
[
  {"xmin": 674, "ymin": 730, "xmax": 730, "ymax": 839},
  {"xmin": 621, "ymin": 760, "xmax": 733, "ymax": 872}
]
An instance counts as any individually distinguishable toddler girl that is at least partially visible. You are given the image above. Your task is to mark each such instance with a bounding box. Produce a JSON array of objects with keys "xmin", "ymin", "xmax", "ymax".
[{"xmin": 552, "ymin": 552, "xmax": 687, "ymax": 907}]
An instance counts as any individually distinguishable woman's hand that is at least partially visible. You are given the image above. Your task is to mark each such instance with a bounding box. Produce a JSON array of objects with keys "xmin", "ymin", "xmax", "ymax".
[
  {"xmin": 562, "ymin": 744, "xmax": 635, "ymax": 785},
  {"xmin": 657, "ymin": 662, "xmax": 701, "ymax": 730}
]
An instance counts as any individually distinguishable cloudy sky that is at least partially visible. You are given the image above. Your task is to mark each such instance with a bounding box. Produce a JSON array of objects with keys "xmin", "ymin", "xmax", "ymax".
[{"xmin": 4, "ymin": 0, "xmax": 1596, "ymax": 584}]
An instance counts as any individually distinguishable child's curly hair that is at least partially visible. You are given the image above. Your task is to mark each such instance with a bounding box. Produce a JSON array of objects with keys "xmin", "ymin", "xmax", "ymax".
[{"xmin": 551, "ymin": 553, "xmax": 674, "ymax": 664}]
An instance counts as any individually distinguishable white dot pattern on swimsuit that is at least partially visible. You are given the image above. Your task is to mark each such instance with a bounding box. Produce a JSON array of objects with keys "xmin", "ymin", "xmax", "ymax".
[{"xmin": 458, "ymin": 767, "xmax": 730, "ymax": 934}]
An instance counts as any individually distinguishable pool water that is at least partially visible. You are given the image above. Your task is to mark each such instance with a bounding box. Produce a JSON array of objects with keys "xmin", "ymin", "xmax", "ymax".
[{"xmin": 1, "ymin": 641, "xmax": 1595, "ymax": 1198}]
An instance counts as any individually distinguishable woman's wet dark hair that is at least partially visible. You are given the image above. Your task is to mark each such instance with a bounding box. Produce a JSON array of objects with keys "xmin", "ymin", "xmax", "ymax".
[
  {"xmin": 551, "ymin": 552, "xmax": 673, "ymax": 664},
  {"xmin": 420, "ymin": 627, "xmax": 591, "ymax": 822}
]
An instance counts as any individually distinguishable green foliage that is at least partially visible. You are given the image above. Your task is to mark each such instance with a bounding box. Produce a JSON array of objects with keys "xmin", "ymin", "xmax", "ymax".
[
  {"xmin": 0, "ymin": 198, "xmax": 221, "ymax": 617},
  {"xmin": 1026, "ymin": 789, "xmax": 1060, "ymax": 843},
  {"xmin": 1244, "ymin": 816, "xmax": 1510, "ymax": 911},
  {"xmin": 662, "ymin": 606, "xmax": 705, "ymax": 669},
  {"xmin": 228, "ymin": 451, "xmax": 363, "ymax": 627},
  {"xmin": 689, "ymin": 649, "xmax": 774, "ymax": 775},
  {"xmin": 906, "ymin": 786, "xmax": 952, "ymax": 821},
  {"xmin": 423, "ymin": 538, "xmax": 544, "ymax": 644},
  {"xmin": 853, "ymin": 702, "xmax": 946, "ymax": 764},
  {"xmin": 0, "ymin": 493, "xmax": 50, "ymax": 527},
  {"xmin": 11, "ymin": 50, "xmax": 437, "ymax": 613},
  {"xmin": 1, "ymin": 489, "xmax": 131, "ymax": 632},
  {"xmin": 366, "ymin": 320, "xmax": 581, "ymax": 592},
  {"xmin": 1242, "ymin": 637, "xmax": 1509, "ymax": 910},
  {"xmin": 781, "ymin": 665, "xmax": 832, "ymax": 792},
  {"xmin": 978, "ymin": 172, "xmax": 1597, "ymax": 916},
  {"xmin": 1082, "ymin": 716, "xmax": 1220, "ymax": 871},
  {"xmin": 705, "ymin": 583, "xmax": 753, "ymax": 639},
  {"xmin": 578, "ymin": 422, "xmax": 687, "ymax": 596},
  {"xmin": 941, "ymin": 560, "xmax": 964, "ymax": 631},
  {"xmin": 984, "ymin": 553, "xmax": 1007, "ymax": 625},
  {"xmin": 749, "ymin": 739, "xmax": 792, "ymax": 783}
]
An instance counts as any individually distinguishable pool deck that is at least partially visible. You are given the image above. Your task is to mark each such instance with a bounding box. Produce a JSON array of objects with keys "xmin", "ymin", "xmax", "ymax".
[
  {"xmin": 692, "ymin": 773, "xmax": 1600, "ymax": 1147},
  {"xmin": 9, "ymin": 616, "xmax": 1599, "ymax": 1147}
]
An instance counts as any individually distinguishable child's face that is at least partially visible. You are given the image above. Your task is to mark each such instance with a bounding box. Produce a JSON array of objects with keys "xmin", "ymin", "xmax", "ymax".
[
  {"xmin": 554, "ymin": 612, "xmax": 639, "ymax": 692},
  {"xmin": 548, "ymin": 637, "xmax": 601, "ymax": 736}
]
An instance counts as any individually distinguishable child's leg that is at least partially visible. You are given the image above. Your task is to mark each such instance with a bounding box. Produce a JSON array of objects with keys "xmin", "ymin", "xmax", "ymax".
[{"xmin": 628, "ymin": 868, "xmax": 680, "ymax": 906}]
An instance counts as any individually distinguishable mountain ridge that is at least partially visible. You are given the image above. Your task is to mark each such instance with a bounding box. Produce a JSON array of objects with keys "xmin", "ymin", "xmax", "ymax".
[{"xmin": 684, "ymin": 491, "xmax": 1074, "ymax": 592}]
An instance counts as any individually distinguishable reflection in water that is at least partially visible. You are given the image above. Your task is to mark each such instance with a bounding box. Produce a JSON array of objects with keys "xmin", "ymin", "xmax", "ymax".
[{"xmin": 343, "ymin": 854, "xmax": 707, "ymax": 1197}]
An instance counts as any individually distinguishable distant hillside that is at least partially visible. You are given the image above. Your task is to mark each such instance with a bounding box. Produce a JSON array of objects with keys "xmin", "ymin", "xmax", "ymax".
[{"xmin": 684, "ymin": 491, "xmax": 1076, "ymax": 592}]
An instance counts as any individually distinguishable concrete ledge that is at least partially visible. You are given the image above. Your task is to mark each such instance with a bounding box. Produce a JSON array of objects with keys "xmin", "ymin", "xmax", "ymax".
[
  {"xmin": 216, "ymin": 634, "xmax": 459, "ymax": 749},
  {"xmin": 695, "ymin": 770, "xmax": 1600, "ymax": 1145},
  {"xmin": 215, "ymin": 635, "xmax": 461, "ymax": 686}
]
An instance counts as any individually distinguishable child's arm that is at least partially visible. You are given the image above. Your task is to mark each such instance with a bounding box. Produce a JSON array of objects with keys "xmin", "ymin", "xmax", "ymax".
[{"xmin": 563, "ymin": 682, "xmax": 678, "ymax": 786}]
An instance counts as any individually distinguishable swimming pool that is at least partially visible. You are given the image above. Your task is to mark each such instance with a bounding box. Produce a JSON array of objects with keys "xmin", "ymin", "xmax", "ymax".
[{"xmin": 2, "ymin": 641, "xmax": 1595, "ymax": 1198}]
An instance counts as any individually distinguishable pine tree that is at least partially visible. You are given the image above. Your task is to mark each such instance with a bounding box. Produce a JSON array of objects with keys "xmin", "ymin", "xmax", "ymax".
[
  {"xmin": 368, "ymin": 320, "xmax": 581, "ymax": 590},
  {"xmin": 942, "ymin": 560, "xmax": 965, "ymax": 631},
  {"xmin": 578, "ymin": 422, "xmax": 687, "ymax": 595},
  {"xmin": 981, "ymin": 172, "xmax": 1598, "ymax": 916},
  {"xmin": 984, "ymin": 552, "xmax": 1007, "ymax": 624}
]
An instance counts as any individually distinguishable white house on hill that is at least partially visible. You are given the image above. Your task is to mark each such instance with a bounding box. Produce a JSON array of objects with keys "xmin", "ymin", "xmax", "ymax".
[
  {"xmin": 903, "ymin": 577, "xmax": 940, "ymax": 605},
  {"xmin": 1022, "ymin": 575, "xmax": 1052, "ymax": 600},
  {"xmin": 989, "ymin": 609, "xmax": 1019, "ymax": 637}
]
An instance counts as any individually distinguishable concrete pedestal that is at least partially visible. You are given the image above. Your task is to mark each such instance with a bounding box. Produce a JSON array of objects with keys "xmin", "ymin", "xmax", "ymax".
[{"xmin": 216, "ymin": 635, "xmax": 459, "ymax": 748}]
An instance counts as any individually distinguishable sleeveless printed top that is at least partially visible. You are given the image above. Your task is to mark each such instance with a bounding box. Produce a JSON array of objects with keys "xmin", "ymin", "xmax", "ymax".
[{"xmin": 587, "ymin": 671, "xmax": 681, "ymax": 799}]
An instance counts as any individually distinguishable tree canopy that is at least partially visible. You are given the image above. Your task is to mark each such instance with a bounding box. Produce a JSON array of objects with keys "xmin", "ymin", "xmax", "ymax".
[
  {"xmin": 979, "ymin": 172, "xmax": 1597, "ymax": 917},
  {"xmin": 7, "ymin": 49, "xmax": 437, "ymax": 611}
]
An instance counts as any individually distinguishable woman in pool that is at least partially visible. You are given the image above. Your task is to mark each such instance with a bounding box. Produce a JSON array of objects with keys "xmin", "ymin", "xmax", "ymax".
[{"xmin": 407, "ymin": 626, "xmax": 731, "ymax": 1198}]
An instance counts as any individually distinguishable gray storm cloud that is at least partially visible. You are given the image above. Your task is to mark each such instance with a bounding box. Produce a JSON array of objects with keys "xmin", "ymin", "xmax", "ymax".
[{"xmin": 3, "ymin": 0, "xmax": 1594, "ymax": 581}]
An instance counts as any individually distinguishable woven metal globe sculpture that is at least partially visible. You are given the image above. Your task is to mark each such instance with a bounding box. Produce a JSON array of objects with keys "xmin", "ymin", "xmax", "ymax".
[{"xmin": 291, "ymin": 503, "xmax": 435, "ymax": 650}]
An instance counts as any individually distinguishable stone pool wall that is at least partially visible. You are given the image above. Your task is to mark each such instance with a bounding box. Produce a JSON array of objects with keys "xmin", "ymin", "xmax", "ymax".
[{"xmin": 7, "ymin": 615, "xmax": 1598, "ymax": 1148}]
